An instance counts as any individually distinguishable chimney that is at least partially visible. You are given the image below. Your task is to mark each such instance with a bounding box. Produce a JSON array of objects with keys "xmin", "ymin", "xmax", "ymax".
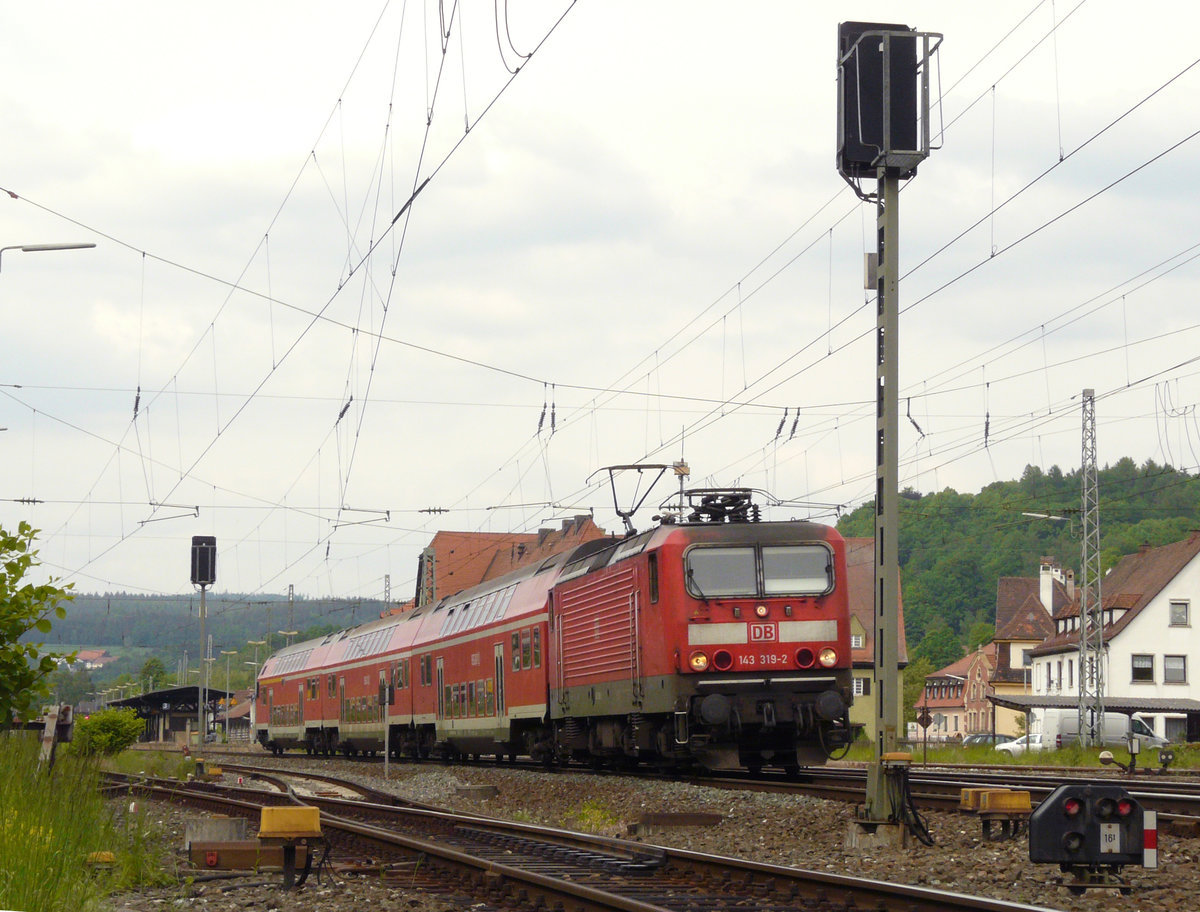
[
  {"xmin": 1065, "ymin": 569, "xmax": 1075, "ymax": 601},
  {"xmin": 1039, "ymin": 557, "xmax": 1057, "ymax": 612},
  {"xmin": 1139, "ymin": 541, "xmax": 1151, "ymax": 554}
]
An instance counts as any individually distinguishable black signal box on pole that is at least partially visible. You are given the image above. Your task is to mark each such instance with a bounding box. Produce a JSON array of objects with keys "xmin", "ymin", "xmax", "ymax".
[
  {"xmin": 191, "ymin": 536, "xmax": 217, "ymax": 587},
  {"xmin": 837, "ymin": 21, "xmax": 919, "ymax": 179}
]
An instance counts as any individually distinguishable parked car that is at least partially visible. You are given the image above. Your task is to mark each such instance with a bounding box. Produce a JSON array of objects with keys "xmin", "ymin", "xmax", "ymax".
[
  {"xmin": 995, "ymin": 733, "xmax": 1045, "ymax": 756},
  {"xmin": 962, "ymin": 733, "xmax": 1012, "ymax": 747}
]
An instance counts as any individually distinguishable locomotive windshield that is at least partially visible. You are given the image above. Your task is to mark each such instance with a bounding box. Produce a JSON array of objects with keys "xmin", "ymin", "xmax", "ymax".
[{"xmin": 686, "ymin": 544, "xmax": 833, "ymax": 597}]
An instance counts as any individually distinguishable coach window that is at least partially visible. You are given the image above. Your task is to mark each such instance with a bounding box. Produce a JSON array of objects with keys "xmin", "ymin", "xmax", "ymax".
[
  {"xmin": 762, "ymin": 545, "xmax": 833, "ymax": 595},
  {"xmin": 328, "ymin": 675, "xmax": 336, "ymax": 698},
  {"xmin": 512, "ymin": 633, "xmax": 521, "ymax": 672},
  {"xmin": 532, "ymin": 628, "xmax": 542, "ymax": 668},
  {"xmin": 521, "ymin": 630, "xmax": 532, "ymax": 670},
  {"xmin": 467, "ymin": 682, "xmax": 476, "ymax": 716},
  {"xmin": 686, "ymin": 546, "xmax": 756, "ymax": 597}
]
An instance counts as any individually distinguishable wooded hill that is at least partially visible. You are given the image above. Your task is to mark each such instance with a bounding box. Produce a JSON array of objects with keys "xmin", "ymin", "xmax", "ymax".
[
  {"xmin": 835, "ymin": 458, "xmax": 1200, "ymax": 667},
  {"xmin": 37, "ymin": 592, "xmax": 389, "ymax": 654}
]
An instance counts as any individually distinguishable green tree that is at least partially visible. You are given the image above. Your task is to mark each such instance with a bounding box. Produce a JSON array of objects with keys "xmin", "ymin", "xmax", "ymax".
[
  {"xmin": 913, "ymin": 623, "xmax": 964, "ymax": 669},
  {"xmin": 902, "ymin": 655, "xmax": 934, "ymax": 724},
  {"xmin": 0, "ymin": 522, "xmax": 73, "ymax": 726},
  {"xmin": 138, "ymin": 656, "xmax": 167, "ymax": 691},
  {"xmin": 966, "ymin": 620, "xmax": 995, "ymax": 650},
  {"xmin": 71, "ymin": 707, "xmax": 143, "ymax": 755}
]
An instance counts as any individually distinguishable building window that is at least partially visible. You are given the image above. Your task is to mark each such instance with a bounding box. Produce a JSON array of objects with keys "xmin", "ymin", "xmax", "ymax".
[
  {"xmin": 850, "ymin": 633, "xmax": 864, "ymax": 649},
  {"xmin": 1132, "ymin": 654, "xmax": 1155, "ymax": 683},
  {"xmin": 1170, "ymin": 601, "xmax": 1190, "ymax": 627},
  {"xmin": 1021, "ymin": 649, "xmax": 1032, "ymax": 667},
  {"xmin": 1165, "ymin": 655, "xmax": 1187, "ymax": 684},
  {"xmin": 853, "ymin": 676, "xmax": 871, "ymax": 696}
]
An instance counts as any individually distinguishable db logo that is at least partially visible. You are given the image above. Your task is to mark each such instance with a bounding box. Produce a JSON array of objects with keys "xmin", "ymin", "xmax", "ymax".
[{"xmin": 750, "ymin": 623, "xmax": 777, "ymax": 642}]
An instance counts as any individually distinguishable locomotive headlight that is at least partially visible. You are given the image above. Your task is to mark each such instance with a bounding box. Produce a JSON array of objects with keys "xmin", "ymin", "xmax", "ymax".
[
  {"xmin": 688, "ymin": 651, "xmax": 710, "ymax": 672},
  {"xmin": 754, "ymin": 604, "xmax": 769, "ymax": 618},
  {"xmin": 818, "ymin": 647, "xmax": 838, "ymax": 668}
]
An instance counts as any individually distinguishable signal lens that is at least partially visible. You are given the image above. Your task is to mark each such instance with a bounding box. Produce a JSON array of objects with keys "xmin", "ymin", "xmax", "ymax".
[
  {"xmin": 1117, "ymin": 799, "xmax": 1134, "ymax": 817},
  {"xmin": 1096, "ymin": 798, "xmax": 1117, "ymax": 819},
  {"xmin": 1062, "ymin": 832, "xmax": 1084, "ymax": 853},
  {"xmin": 755, "ymin": 604, "xmax": 769, "ymax": 618},
  {"xmin": 1062, "ymin": 797, "xmax": 1082, "ymax": 817},
  {"xmin": 688, "ymin": 651, "xmax": 710, "ymax": 672},
  {"xmin": 818, "ymin": 647, "xmax": 838, "ymax": 668}
]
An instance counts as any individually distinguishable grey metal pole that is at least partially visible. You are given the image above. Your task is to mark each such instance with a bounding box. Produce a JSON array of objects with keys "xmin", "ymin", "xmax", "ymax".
[
  {"xmin": 198, "ymin": 584, "xmax": 207, "ymax": 748},
  {"xmin": 864, "ymin": 168, "xmax": 902, "ymax": 821}
]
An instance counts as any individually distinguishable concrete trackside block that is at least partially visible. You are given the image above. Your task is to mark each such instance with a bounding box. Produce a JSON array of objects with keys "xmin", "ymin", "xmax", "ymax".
[{"xmin": 185, "ymin": 815, "xmax": 247, "ymax": 848}]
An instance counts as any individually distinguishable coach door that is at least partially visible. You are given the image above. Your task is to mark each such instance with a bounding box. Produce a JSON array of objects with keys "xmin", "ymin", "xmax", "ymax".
[
  {"xmin": 494, "ymin": 643, "xmax": 505, "ymax": 716},
  {"xmin": 436, "ymin": 658, "xmax": 445, "ymax": 720},
  {"xmin": 298, "ymin": 684, "xmax": 304, "ymax": 724}
]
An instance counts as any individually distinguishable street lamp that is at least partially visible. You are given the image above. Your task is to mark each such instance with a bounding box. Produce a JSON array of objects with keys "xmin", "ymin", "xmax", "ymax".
[
  {"xmin": 0, "ymin": 242, "xmax": 96, "ymax": 272},
  {"xmin": 279, "ymin": 629, "xmax": 298, "ymax": 647}
]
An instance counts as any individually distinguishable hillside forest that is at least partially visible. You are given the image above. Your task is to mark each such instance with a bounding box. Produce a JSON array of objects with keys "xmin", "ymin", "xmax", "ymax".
[{"xmin": 836, "ymin": 458, "xmax": 1200, "ymax": 669}]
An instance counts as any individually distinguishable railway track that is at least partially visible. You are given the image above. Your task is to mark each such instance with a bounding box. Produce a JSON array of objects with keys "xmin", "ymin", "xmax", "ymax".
[
  {"xmin": 184, "ymin": 744, "xmax": 1200, "ymax": 820},
  {"xmin": 108, "ymin": 767, "xmax": 1060, "ymax": 912}
]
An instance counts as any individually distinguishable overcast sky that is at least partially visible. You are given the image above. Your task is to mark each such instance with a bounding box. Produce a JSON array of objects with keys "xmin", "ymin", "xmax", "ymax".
[{"xmin": 3, "ymin": 1, "xmax": 1200, "ymax": 608}]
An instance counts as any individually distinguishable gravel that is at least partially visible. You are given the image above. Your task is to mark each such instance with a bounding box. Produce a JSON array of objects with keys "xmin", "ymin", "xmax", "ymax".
[{"xmin": 105, "ymin": 752, "xmax": 1200, "ymax": 912}]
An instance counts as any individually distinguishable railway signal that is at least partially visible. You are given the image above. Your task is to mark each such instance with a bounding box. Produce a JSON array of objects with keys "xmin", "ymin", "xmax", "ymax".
[{"xmin": 1029, "ymin": 783, "xmax": 1156, "ymax": 895}]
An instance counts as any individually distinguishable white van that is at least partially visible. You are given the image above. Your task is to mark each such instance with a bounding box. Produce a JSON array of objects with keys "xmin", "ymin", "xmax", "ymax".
[{"xmin": 1037, "ymin": 708, "xmax": 1167, "ymax": 750}]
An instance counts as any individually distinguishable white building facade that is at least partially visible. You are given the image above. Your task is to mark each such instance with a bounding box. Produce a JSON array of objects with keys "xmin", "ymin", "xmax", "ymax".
[{"xmin": 1030, "ymin": 536, "xmax": 1200, "ymax": 743}]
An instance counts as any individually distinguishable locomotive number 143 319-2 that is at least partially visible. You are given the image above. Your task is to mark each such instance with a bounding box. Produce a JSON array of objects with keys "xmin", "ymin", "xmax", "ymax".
[{"xmin": 738, "ymin": 652, "xmax": 791, "ymax": 667}]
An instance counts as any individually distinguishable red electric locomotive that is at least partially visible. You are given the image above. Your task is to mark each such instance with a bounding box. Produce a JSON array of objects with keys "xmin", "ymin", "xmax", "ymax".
[{"xmin": 256, "ymin": 488, "xmax": 854, "ymax": 772}]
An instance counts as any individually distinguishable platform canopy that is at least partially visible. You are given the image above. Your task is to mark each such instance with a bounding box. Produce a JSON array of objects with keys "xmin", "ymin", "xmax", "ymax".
[
  {"xmin": 108, "ymin": 684, "xmax": 232, "ymax": 717},
  {"xmin": 989, "ymin": 693, "xmax": 1200, "ymax": 715}
]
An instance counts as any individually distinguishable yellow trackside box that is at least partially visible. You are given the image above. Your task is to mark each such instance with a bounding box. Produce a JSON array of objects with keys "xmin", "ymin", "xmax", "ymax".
[
  {"xmin": 258, "ymin": 806, "xmax": 321, "ymax": 839},
  {"xmin": 960, "ymin": 788, "xmax": 991, "ymax": 811},
  {"xmin": 978, "ymin": 790, "xmax": 1031, "ymax": 813}
]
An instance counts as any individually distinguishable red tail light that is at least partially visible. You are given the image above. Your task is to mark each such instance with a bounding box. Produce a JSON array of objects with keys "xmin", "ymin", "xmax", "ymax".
[
  {"xmin": 713, "ymin": 650, "xmax": 734, "ymax": 671},
  {"xmin": 795, "ymin": 648, "xmax": 815, "ymax": 668}
]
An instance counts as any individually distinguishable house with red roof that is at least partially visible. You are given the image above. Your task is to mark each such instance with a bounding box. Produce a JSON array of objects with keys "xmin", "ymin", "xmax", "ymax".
[
  {"xmin": 412, "ymin": 515, "xmax": 612, "ymax": 607},
  {"xmin": 986, "ymin": 558, "xmax": 1065, "ymax": 736},
  {"xmin": 919, "ymin": 644, "xmax": 996, "ymax": 741},
  {"xmin": 1029, "ymin": 533, "xmax": 1200, "ymax": 742}
]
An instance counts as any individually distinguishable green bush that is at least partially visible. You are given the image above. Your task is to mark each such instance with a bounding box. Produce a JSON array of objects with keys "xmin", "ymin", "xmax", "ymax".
[{"xmin": 72, "ymin": 708, "xmax": 144, "ymax": 756}]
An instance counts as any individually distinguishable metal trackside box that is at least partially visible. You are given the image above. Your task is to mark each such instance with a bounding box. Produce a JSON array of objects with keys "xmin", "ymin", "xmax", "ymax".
[
  {"xmin": 258, "ymin": 806, "xmax": 321, "ymax": 839},
  {"xmin": 1029, "ymin": 783, "xmax": 1144, "ymax": 868}
]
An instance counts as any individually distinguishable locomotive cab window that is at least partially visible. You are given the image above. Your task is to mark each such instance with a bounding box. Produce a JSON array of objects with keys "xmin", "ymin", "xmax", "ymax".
[
  {"xmin": 686, "ymin": 546, "xmax": 756, "ymax": 597},
  {"xmin": 762, "ymin": 545, "xmax": 833, "ymax": 595}
]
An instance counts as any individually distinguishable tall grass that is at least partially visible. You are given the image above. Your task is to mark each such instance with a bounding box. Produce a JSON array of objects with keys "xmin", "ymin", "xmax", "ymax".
[{"xmin": 0, "ymin": 733, "xmax": 175, "ymax": 912}]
